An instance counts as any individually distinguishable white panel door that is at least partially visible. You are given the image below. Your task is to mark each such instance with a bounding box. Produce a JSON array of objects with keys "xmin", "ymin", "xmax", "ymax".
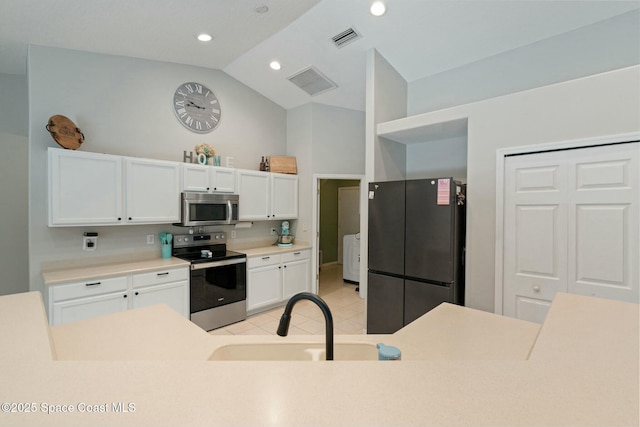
[
  {"xmin": 503, "ymin": 153, "xmax": 568, "ymax": 322},
  {"xmin": 503, "ymin": 142, "xmax": 639, "ymax": 322},
  {"xmin": 567, "ymin": 143, "xmax": 639, "ymax": 302}
]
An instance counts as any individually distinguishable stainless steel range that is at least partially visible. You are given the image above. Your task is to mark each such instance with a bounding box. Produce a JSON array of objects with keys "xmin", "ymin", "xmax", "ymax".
[{"xmin": 172, "ymin": 232, "xmax": 246, "ymax": 331}]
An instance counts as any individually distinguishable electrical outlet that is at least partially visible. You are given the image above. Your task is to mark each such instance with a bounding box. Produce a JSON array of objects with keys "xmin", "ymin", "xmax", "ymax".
[
  {"xmin": 230, "ymin": 230, "xmax": 237, "ymax": 239},
  {"xmin": 270, "ymin": 228, "xmax": 276, "ymax": 235},
  {"xmin": 83, "ymin": 237, "xmax": 97, "ymax": 251},
  {"xmin": 146, "ymin": 234, "xmax": 155, "ymax": 245}
]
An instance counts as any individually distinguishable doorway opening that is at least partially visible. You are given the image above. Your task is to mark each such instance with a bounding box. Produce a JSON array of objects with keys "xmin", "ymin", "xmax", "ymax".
[{"xmin": 312, "ymin": 174, "xmax": 364, "ymax": 297}]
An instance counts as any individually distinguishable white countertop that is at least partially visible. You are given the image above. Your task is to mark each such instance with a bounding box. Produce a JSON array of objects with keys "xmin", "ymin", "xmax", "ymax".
[
  {"xmin": 42, "ymin": 257, "xmax": 190, "ymax": 285},
  {"xmin": 41, "ymin": 242, "xmax": 311, "ymax": 286},
  {"xmin": 237, "ymin": 242, "xmax": 311, "ymax": 258},
  {"xmin": 0, "ymin": 291, "xmax": 638, "ymax": 426}
]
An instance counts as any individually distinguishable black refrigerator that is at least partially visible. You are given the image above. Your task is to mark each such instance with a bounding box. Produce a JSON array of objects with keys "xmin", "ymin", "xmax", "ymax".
[{"xmin": 367, "ymin": 178, "xmax": 465, "ymax": 334}]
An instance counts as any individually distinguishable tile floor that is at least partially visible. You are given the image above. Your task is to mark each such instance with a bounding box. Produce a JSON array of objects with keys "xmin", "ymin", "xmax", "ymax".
[{"xmin": 209, "ymin": 264, "xmax": 364, "ymax": 336}]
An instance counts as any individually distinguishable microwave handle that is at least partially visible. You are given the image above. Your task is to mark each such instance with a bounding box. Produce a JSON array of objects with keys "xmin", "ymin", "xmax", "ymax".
[{"xmin": 227, "ymin": 200, "xmax": 233, "ymax": 223}]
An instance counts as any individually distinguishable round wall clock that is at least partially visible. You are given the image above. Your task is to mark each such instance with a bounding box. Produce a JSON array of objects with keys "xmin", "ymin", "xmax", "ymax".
[{"xmin": 172, "ymin": 82, "xmax": 221, "ymax": 133}]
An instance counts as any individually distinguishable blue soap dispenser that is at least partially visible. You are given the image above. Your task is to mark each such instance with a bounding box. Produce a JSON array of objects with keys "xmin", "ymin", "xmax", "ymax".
[{"xmin": 377, "ymin": 343, "xmax": 401, "ymax": 360}]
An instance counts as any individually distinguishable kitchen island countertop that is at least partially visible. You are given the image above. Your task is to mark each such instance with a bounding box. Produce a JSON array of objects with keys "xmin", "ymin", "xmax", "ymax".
[{"xmin": 1, "ymin": 292, "xmax": 637, "ymax": 426}]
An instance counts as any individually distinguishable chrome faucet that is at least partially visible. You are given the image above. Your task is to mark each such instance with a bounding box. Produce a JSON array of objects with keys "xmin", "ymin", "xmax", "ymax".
[{"xmin": 277, "ymin": 292, "xmax": 334, "ymax": 361}]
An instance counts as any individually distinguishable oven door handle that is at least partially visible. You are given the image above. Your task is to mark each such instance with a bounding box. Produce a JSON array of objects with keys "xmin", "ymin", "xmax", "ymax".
[{"xmin": 191, "ymin": 258, "xmax": 246, "ymax": 270}]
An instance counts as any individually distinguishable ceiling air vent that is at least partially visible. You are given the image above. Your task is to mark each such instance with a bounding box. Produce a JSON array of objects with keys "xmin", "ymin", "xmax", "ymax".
[
  {"xmin": 331, "ymin": 27, "xmax": 361, "ymax": 48},
  {"xmin": 287, "ymin": 66, "xmax": 337, "ymax": 96}
]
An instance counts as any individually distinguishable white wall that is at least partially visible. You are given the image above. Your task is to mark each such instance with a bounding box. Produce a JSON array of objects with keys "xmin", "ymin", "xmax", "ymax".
[
  {"xmin": 369, "ymin": 51, "xmax": 407, "ymax": 182},
  {"xmin": 406, "ymin": 136, "xmax": 467, "ymax": 182},
  {"xmin": 0, "ymin": 73, "xmax": 29, "ymax": 295},
  {"xmin": 286, "ymin": 104, "xmax": 313, "ymax": 241},
  {"xmin": 287, "ymin": 103, "xmax": 365, "ymax": 244},
  {"xmin": 408, "ymin": 9, "xmax": 640, "ymax": 116},
  {"xmin": 27, "ymin": 45, "xmax": 288, "ymax": 298}
]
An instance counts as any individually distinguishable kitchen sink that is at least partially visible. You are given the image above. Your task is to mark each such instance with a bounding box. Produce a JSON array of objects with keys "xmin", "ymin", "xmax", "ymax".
[{"xmin": 209, "ymin": 342, "xmax": 379, "ymax": 361}]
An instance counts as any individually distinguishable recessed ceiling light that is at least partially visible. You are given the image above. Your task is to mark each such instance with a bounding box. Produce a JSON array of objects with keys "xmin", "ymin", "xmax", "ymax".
[
  {"xmin": 370, "ymin": 1, "xmax": 386, "ymax": 16},
  {"xmin": 197, "ymin": 33, "xmax": 212, "ymax": 42},
  {"xmin": 270, "ymin": 61, "xmax": 282, "ymax": 71},
  {"xmin": 255, "ymin": 5, "xmax": 269, "ymax": 13}
]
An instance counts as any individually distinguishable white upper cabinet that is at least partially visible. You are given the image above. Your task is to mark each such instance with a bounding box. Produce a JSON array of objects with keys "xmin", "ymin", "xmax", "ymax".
[
  {"xmin": 236, "ymin": 170, "xmax": 298, "ymax": 221},
  {"xmin": 182, "ymin": 163, "xmax": 236, "ymax": 193},
  {"xmin": 48, "ymin": 148, "xmax": 181, "ymax": 227},
  {"xmin": 125, "ymin": 157, "xmax": 180, "ymax": 224},
  {"xmin": 271, "ymin": 173, "xmax": 298, "ymax": 220},
  {"xmin": 49, "ymin": 148, "xmax": 124, "ymax": 226},
  {"xmin": 236, "ymin": 170, "xmax": 271, "ymax": 220}
]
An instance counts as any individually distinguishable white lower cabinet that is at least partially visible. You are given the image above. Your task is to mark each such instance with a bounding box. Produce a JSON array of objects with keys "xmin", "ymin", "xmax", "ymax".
[
  {"xmin": 246, "ymin": 249, "xmax": 310, "ymax": 314},
  {"xmin": 247, "ymin": 255, "xmax": 282, "ymax": 312},
  {"xmin": 49, "ymin": 267, "xmax": 189, "ymax": 326},
  {"xmin": 282, "ymin": 251, "xmax": 311, "ymax": 300},
  {"xmin": 131, "ymin": 268, "xmax": 189, "ymax": 316}
]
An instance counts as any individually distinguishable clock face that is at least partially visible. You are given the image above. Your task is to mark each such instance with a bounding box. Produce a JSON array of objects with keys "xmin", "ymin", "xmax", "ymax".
[{"xmin": 173, "ymin": 82, "xmax": 221, "ymax": 133}]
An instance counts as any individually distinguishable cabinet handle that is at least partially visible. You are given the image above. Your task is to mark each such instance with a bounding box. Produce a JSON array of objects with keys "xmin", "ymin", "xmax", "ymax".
[
  {"xmin": 135, "ymin": 292, "xmax": 139, "ymax": 296},
  {"xmin": 123, "ymin": 294, "xmax": 128, "ymax": 298},
  {"xmin": 533, "ymin": 285, "xmax": 541, "ymax": 292},
  {"xmin": 157, "ymin": 272, "xmax": 169, "ymax": 276},
  {"xmin": 284, "ymin": 265, "xmax": 287, "ymax": 268},
  {"xmin": 279, "ymin": 266, "xmax": 282, "ymax": 269},
  {"xmin": 262, "ymin": 256, "xmax": 270, "ymax": 260},
  {"xmin": 293, "ymin": 252, "xmax": 301, "ymax": 255},
  {"xmin": 117, "ymin": 217, "xmax": 122, "ymax": 221},
  {"xmin": 85, "ymin": 282, "xmax": 101, "ymax": 287},
  {"xmin": 128, "ymin": 217, "xmax": 132, "ymax": 220}
]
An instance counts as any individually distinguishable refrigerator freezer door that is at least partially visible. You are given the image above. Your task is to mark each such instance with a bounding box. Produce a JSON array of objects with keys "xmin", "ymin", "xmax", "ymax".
[
  {"xmin": 367, "ymin": 272, "xmax": 404, "ymax": 334},
  {"xmin": 405, "ymin": 179, "xmax": 455, "ymax": 283},
  {"xmin": 368, "ymin": 181, "xmax": 405, "ymax": 276},
  {"xmin": 404, "ymin": 279, "xmax": 453, "ymax": 325}
]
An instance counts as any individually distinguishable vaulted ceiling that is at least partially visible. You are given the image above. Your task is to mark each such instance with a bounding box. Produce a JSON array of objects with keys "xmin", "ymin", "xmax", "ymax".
[{"xmin": 1, "ymin": 0, "xmax": 638, "ymax": 111}]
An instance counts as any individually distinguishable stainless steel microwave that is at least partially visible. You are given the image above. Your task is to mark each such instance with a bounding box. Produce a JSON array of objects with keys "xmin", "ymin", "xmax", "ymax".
[{"xmin": 178, "ymin": 193, "xmax": 239, "ymax": 226}]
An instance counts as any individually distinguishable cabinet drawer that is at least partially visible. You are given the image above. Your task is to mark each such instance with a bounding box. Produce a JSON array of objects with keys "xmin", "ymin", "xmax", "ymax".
[
  {"xmin": 247, "ymin": 254, "xmax": 281, "ymax": 269},
  {"xmin": 132, "ymin": 267, "xmax": 188, "ymax": 288},
  {"xmin": 282, "ymin": 250, "xmax": 310, "ymax": 263},
  {"xmin": 51, "ymin": 276, "xmax": 128, "ymax": 302}
]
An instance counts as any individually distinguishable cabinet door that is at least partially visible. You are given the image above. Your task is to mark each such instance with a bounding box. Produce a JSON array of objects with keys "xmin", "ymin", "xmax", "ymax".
[
  {"xmin": 237, "ymin": 170, "xmax": 271, "ymax": 220},
  {"xmin": 132, "ymin": 281, "xmax": 189, "ymax": 318},
  {"xmin": 282, "ymin": 258, "xmax": 310, "ymax": 300},
  {"xmin": 182, "ymin": 163, "xmax": 210, "ymax": 192},
  {"xmin": 125, "ymin": 158, "xmax": 180, "ymax": 223},
  {"xmin": 48, "ymin": 148, "xmax": 123, "ymax": 226},
  {"xmin": 247, "ymin": 264, "xmax": 282, "ymax": 311},
  {"xmin": 52, "ymin": 292, "xmax": 129, "ymax": 325},
  {"xmin": 271, "ymin": 174, "xmax": 298, "ymax": 219},
  {"xmin": 211, "ymin": 167, "xmax": 236, "ymax": 193}
]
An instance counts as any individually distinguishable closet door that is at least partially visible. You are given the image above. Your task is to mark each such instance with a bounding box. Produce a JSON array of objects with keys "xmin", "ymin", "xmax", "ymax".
[
  {"xmin": 503, "ymin": 151, "xmax": 569, "ymax": 323},
  {"xmin": 567, "ymin": 143, "xmax": 638, "ymax": 302},
  {"xmin": 503, "ymin": 142, "xmax": 639, "ymax": 323}
]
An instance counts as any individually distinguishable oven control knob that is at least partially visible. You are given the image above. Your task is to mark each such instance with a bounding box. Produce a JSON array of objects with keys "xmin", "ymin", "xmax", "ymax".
[{"xmin": 215, "ymin": 235, "xmax": 220, "ymax": 239}]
